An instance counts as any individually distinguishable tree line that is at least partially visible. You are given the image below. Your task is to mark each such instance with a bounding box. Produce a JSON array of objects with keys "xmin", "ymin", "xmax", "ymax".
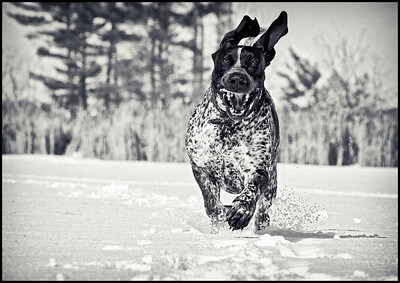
[
  {"xmin": 277, "ymin": 32, "xmax": 397, "ymax": 167},
  {"xmin": 3, "ymin": 2, "xmax": 232, "ymax": 161},
  {"xmin": 2, "ymin": 3, "xmax": 397, "ymax": 166},
  {"xmin": 6, "ymin": 2, "xmax": 232, "ymax": 112}
]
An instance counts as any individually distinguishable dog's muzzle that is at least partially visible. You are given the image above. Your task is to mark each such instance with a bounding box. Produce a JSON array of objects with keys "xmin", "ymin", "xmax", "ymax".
[{"xmin": 216, "ymin": 70, "xmax": 261, "ymax": 120}]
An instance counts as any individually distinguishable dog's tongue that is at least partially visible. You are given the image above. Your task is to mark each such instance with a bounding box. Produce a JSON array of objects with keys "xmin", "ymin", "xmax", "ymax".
[
  {"xmin": 222, "ymin": 90, "xmax": 248, "ymax": 112},
  {"xmin": 230, "ymin": 94, "xmax": 247, "ymax": 112}
]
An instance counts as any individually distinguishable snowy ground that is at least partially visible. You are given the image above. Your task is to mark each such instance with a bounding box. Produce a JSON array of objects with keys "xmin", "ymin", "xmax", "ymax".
[{"xmin": 2, "ymin": 155, "xmax": 398, "ymax": 280}]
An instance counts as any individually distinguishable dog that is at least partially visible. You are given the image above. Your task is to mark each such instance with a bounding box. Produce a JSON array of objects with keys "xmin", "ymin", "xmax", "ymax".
[{"xmin": 185, "ymin": 12, "xmax": 288, "ymax": 232}]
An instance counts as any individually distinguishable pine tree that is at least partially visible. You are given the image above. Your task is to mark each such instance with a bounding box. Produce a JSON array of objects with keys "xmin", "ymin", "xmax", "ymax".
[
  {"xmin": 277, "ymin": 47, "xmax": 321, "ymax": 111},
  {"xmin": 90, "ymin": 2, "xmax": 145, "ymax": 110},
  {"xmin": 8, "ymin": 3, "xmax": 104, "ymax": 115},
  {"xmin": 191, "ymin": 3, "xmax": 233, "ymax": 103},
  {"xmin": 169, "ymin": 2, "xmax": 233, "ymax": 104}
]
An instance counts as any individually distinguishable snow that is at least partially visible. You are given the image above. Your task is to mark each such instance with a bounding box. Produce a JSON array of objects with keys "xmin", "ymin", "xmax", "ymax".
[
  {"xmin": 336, "ymin": 253, "xmax": 353, "ymax": 260},
  {"xmin": 170, "ymin": 228, "xmax": 183, "ymax": 233},
  {"xmin": 141, "ymin": 255, "xmax": 153, "ymax": 264},
  {"xmin": 213, "ymin": 239, "xmax": 248, "ymax": 248},
  {"xmin": 353, "ymin": 270, "xmax": 367, "ymax": 277},
  {"xmin": 102, "ymin": 245, "xmax": 124, "ymax": 251},
  {"xmin": 47, "ymin": 258, "xmax": 57, "ymax": 267},
  {"xmin": 61, "ymin": 264, "xmax": 73, "ymax": 269},
  {"xmin": 55, "ymin": 273, "xmax": 65, "ymax": 281},
  {"xmin": 278, "ymin": 242, "xmax": 325, "ymax": 259},
  {"xmin": 1, "ymin": 155, "xmax": 398, "ymax": 280},
  {"xmin": 136, "ymin": 240, "xmax": 152, "ymax": 246},
  {"xmin": 114, "ymin": 261, "xmax": 152, "ymax": 272}
]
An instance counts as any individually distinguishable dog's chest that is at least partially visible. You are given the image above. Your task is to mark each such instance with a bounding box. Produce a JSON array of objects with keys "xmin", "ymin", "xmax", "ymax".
[
  {"xmin": 185, "ymin": 91, "xmax": 276, "ymax": 174},
  {"xmin": 187, "ymin": 120, "xmax": 250, "ymax": 168}
]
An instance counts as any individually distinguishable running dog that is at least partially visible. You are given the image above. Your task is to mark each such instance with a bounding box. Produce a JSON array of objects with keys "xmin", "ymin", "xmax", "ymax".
[{"xmin": 185, "ymin": 12, "xmax": 288, "ymax": 231}]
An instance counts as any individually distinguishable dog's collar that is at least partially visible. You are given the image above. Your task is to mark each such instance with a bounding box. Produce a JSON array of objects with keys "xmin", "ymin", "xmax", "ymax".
[{"xmin": 209, "ymin": 86, "xmax": 268, "ymax": 125}]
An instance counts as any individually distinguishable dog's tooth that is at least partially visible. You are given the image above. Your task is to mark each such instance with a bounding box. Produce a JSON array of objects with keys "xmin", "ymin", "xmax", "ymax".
[{"xmin": 244, "ymin": 94, "xmax": 249, "ymax": 104}]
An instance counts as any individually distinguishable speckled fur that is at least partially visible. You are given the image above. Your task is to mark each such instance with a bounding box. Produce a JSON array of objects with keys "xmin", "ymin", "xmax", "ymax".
[
  {"xmin": 185, "ymin": 86, "xmax": 279, "ymax": 231},
  {"xmin": 185, "ymin": 13, "xmax": 287, "ymax": 232}
]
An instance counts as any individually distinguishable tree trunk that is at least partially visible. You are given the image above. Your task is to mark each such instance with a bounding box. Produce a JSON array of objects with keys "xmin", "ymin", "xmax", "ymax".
[
  {"xmin": 105, "ymin": 20, "xmax": 117, "ymax": 110},
  {"xmin": 150, "ymin": 36, "xmax": 156, "ymax": 104},
  {"xmin": 215, "ymin": 3, "xmax": 233, "ymax": 46},
  {"xmin": 66, "ymin": 4, "xmax": 75, "ymax": 115},
  {"xmin": 79, "ymin": 50, "xmax": 88, "ymax": 110}
]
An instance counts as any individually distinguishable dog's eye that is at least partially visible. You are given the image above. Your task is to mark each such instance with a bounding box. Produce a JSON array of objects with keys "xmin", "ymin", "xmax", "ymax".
[
  {"xmin": 222, "ymin": 58, "xmax": 229, "ymax": 65},
  {"xmin": 250, "ymin": 59, "xmax": 259, "ymax": 67}
]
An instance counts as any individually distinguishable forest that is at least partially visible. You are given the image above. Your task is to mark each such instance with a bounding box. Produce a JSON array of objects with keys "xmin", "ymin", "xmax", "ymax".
[{"xmin": 2, "ymin": 2, "xmax": 398, "ymax": 167}]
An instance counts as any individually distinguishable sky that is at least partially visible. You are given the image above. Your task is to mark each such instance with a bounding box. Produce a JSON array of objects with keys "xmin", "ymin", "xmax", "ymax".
[
  {"xmin": 2, "ymin": 2, "xmax": 398, "ymax": 101},
  {"xmin": 232, "ymin": 2, "xmax": 398, "ymax": 93}
]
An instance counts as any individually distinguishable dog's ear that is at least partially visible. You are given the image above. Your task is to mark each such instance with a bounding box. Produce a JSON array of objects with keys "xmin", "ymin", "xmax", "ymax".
[
  {"xmin": 219, "ymin": 15, "xmax": 260, "ymax": 49},
  {"xmin": 212, "ymin": 51, "xmax": 217, "ymax": 62},
  {"xmin": 254, "ymin": 11, "xmax": 288, "ymax": 65}
]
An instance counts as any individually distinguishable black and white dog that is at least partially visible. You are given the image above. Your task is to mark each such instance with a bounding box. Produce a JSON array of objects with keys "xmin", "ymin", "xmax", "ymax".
[{"xmin": 185, "ymin": 12, "xmax": 288, "ymax": 232}]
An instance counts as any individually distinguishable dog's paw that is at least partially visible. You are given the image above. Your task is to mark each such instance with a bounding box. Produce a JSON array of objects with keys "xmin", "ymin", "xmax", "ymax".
[
  {"xmin": 226, "ymin": 199, "xmax": 256, "ymax": 230},
  {"xmin": 210, "ymin": 204, "xmax": 228, "ymax": 234},
  {"xmin": 255, "ymin": 211, "xmax": 270, "ymax": 231},
  {"xmin": 214, "ymin": 203, "xmax": 228, "ymax": 222}
]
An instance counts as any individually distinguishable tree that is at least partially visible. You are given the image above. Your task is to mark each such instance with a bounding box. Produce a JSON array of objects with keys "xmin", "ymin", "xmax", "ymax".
[
  {"xmin": 277, "ymin": 29, "xmax": 397, "ymax": 166},
  {"xmin": 191, "ymin": 2, "xmax": 233, "ymax": 103},
  {"xmin": 277, "ymin": 47, "xmax": 321, "ymax": 111},
  {"xmin": 316, "ymin": 30, "xmax": 394, "ymax": 165},
  {"xmin": 168, "ymin": 2, "xmax": 233, "ymax": 105},
  {"xmin": 2, "ymin": 47, "xmax": 71, "ymax": 155},
  {"xmin": 8, "ymin": 3, "xmax": 104, "ymax": 115},
  {"xmin": 89, "ymin": 2, "xmax": 145, "ymax": 110}
]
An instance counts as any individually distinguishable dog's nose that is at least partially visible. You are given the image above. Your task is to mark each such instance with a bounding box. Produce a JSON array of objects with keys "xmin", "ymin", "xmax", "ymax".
[{"xmin": 226, "ymin": 73, "xmax": 249, "ymax": 92}]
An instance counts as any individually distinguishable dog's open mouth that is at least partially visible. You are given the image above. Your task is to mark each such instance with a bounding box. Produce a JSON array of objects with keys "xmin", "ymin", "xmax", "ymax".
[{"xmin": 220, "ymin": 88, "xmax": 261, "ymax": 120}]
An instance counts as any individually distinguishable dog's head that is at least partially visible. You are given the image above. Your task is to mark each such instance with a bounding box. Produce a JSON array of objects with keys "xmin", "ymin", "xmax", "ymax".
[{"xmin": 211, "ymin": 12, "xmax": 288, "ymax": 121}]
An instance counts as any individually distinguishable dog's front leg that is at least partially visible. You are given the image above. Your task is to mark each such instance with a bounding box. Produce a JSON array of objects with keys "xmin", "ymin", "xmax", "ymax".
[
  {"xmin": 227, "ymin": 170, "xmax": 268, "ymax": 230},
  {"xmin": 191, "ymin": 165, "xmax": 226, "ymax": 233}
]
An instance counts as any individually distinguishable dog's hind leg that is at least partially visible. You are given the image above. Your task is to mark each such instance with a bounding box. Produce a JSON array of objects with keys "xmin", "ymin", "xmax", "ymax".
[
  {"xmin": 254, "ymin": 166, "xmax": 277, "ymax": 231},
  {"xmin": 191, "ymin": 165, "xmax": 227, "ymax": 233},
  {"xmin": 254, "ymin": 194, "xmax": 273, "ymax": 231}
]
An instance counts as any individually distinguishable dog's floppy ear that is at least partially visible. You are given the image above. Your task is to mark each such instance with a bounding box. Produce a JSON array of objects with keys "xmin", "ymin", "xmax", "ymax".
[
  {"xmin": 254, "ymin": 11, "xmax": 288, "ymax": 65},
  {"xmin": 219, "ymin": 15, "xmax": 260, "ymax": 49}
]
